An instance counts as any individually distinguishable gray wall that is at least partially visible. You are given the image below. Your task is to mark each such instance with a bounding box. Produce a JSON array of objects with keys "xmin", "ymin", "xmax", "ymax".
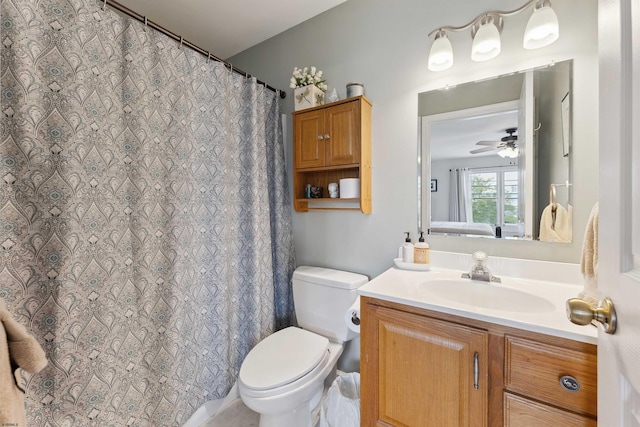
[
  {"xmin": 418, "ymin": 73, "xmax": 524, "ymax": 117},
  {"xmin": 229, "ymin": 0, "xmax": 598, "ymax": 279}
]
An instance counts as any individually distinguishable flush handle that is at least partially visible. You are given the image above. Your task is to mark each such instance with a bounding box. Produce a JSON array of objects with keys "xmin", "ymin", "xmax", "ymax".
[
  {"xmin": 566, "ymin": 297, "xmax": 617, "ymax": 334},
  {"xmin": 351, "ymin": 312, "xmax": 360, "ymax": 326}
]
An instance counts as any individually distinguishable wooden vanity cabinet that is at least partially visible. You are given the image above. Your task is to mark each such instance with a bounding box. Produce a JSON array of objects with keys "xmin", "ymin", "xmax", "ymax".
[
  {"xmin": 292, "ymin": 96, "xmax": 372, "ymax": 213},
  {"xmin": 361, "ymin": 301, "xmax": 489, "ymax": 427},
  {"xmin": 360, "ymin": 297, "xmax": 598, "ymax": 427},
  {"xmin": 503, "ymin": 336, "xmax": 597, "ymax": 426}
]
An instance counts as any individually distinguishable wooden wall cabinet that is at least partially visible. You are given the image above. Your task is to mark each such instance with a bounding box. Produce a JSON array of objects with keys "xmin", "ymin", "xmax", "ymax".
[
  {"xmin": 360, "ymin": 297, "xmax": 598, "ymax": 427},
  {"xmin": 292, "ymin": 96, "xmax": 372, "ymax": 213}
]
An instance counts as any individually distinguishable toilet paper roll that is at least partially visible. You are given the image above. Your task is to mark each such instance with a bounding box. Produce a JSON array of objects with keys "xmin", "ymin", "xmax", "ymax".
[
  {"xmin": 344, "ymin": 296, "xmax": 361, "ymax": 334},
  {"xmin": 339, "ymin": 178, "xmax": 360, "ymax": 199}
]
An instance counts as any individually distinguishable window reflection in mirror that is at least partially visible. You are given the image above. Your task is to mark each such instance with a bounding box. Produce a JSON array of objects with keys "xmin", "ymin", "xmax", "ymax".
[{"xmin": 419, "ymin": 60, "xmax": 572, "ymax": 242}]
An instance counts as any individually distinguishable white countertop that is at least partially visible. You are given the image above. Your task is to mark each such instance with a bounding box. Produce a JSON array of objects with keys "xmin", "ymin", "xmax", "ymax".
[{"xmin": 358, "ymin": 264, "xmax": 598, "ymax": 345}]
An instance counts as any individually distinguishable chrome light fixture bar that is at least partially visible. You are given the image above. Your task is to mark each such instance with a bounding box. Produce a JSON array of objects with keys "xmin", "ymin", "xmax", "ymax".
[{"xmin": 427, "ymin": 0, "xmax": 559, "ymax": 72}]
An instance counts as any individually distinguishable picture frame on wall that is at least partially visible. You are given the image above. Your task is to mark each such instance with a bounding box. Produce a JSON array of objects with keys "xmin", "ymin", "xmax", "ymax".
[
  {"xmin": 430, "ymin": 179, "xmax": 438, "ymax": 192},
  {"xmin": 561, "ymin": 92, "xmax": 570, "ymax": 157}
]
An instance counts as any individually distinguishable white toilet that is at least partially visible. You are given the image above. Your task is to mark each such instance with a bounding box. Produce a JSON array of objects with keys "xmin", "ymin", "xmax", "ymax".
[{"xmin": 238, "ymin": 266, "xmax": 368, "ymax": 427}]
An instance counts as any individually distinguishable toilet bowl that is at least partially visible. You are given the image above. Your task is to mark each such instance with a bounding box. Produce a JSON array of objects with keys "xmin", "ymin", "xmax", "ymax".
[
  {"xmin": 237, "ymin": 266, "xmax": 368, "ymax": 427},
  {"xmin": 238, "ymin": 327, "xmax": 343, "ymax": 427}
]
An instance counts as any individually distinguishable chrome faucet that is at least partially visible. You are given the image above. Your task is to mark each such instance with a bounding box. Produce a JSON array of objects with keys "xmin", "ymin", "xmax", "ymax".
[{"xmin": 461, "ymin": 251, "xmax": 501, "ymax": 283}]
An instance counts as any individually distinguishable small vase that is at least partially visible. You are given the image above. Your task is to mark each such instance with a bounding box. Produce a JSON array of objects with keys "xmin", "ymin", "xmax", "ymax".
[{"xmin": 294, "ymin": 85, "xmax": 325, "ymax": 111}]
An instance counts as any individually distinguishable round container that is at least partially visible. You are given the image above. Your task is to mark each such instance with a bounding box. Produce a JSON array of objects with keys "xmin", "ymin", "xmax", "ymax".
[{"xmin": 346, "ymin": 82, "xmax": 364, "ymax": 98}]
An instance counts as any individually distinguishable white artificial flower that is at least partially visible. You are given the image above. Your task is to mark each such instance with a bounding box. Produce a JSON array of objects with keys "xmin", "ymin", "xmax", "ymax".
[{"xmin": 290, "ymin": 66, "xmax": 327, "ymax": 90}]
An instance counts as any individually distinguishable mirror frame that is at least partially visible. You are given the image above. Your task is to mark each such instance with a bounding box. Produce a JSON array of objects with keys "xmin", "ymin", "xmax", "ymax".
[{"xmin": 418, "ymin": 60, "xmax": 573, "ymax": 242}]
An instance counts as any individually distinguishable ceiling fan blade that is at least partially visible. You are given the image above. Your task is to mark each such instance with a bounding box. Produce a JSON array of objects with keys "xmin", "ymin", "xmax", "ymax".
[
  {"xmin": 470, "ymin": 146, "xmax": 498, "ymax": 154},
  {"xmin": 475, "ymin": 140, "xmax": 500, "ymax": 146}
]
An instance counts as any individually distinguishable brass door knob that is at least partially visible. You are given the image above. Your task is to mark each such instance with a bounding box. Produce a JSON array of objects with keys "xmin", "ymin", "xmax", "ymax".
[{"xmin": 566, "ymin": 297, "xmax": 617, "ymax": 334}]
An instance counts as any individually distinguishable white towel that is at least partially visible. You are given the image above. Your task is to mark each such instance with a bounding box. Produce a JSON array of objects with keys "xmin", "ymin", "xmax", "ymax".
[
  {"xmin": 539, "ymin": 203, "xmax": 572, "ymax": 243},
  {"xmin": 578, "ymin": 203, "xmax": 599, "ymax": 306},
  {"xmin": 1, "ymin": 299, "xmax": 48, "ymax": 427}
]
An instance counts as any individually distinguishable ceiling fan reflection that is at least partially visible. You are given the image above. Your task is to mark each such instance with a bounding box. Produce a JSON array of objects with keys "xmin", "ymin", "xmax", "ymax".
[{"xmin": 470, "ymin": 127, "xmax": 518, "ymax": 158}]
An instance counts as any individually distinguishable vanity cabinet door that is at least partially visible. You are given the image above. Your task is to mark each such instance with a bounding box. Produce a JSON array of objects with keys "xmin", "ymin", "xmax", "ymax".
[{"xmin": 361, "ymin": 303, "xmax": 488, "ymax": 427}]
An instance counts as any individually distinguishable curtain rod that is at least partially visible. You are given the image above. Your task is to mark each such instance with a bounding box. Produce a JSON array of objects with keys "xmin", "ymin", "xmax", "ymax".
[
  {"xmin": 100, "ymin": 0, "xmax": 286, "ymax": 99},
  {"xmin": 449, "ymin": 165, "xmax": 516, "ymax": 171},
  {"xmin": 466, "ymin": 165, "xmax": 517, "ymax": 171}
]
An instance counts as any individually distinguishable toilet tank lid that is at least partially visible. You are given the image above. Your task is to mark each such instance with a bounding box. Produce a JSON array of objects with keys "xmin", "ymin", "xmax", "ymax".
[{"xmin": 293, "ymin": 266, "xmax": 368, "ymax": 290}]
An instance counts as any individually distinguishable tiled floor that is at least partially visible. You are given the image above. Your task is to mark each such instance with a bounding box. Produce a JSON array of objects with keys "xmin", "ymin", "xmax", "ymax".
[
  {"xmin": 193, "ymin": 371, "xmax": 360, "ymax": 427},
  {"xmin": 199, "ymin": 398, "xmax": 259, "ymax": 427}
]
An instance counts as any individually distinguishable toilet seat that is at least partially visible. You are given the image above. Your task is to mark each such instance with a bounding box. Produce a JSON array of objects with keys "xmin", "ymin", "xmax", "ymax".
[{"xmin": 239, "ymin": 327, "xmax": 330, "ymax": 396}]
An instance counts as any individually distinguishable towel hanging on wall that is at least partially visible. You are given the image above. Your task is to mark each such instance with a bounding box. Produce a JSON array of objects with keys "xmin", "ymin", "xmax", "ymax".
[{"xmin": 578, "ymin": 203, "xmax": 599, "ymax": 306}]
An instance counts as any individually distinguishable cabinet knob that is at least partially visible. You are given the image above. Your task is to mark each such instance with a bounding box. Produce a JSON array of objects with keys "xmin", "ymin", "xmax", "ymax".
[
  {"xmin": 325, "ymin": 134, "xmax": 330, "ymax": 139},
  {"xmin": 317, "ymin": 135, "xmax": 323, "ymax": 140}
]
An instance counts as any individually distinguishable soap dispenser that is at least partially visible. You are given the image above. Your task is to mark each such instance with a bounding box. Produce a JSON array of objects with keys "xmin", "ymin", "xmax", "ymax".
[
  {"xmin": 401, "ymin": 232, "xmax": 414, "ymax": 263},
  {"xmin": 414, "ymin": 232, "xmax": 430, "ymax": 264},
  {"xmin": 398, "ymin": 232, "xmax": 410, "ymax": 259}
]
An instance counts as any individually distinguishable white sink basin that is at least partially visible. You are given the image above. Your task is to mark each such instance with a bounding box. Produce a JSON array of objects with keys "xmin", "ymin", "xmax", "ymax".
[{"xmin": 421, "ymin": 278, "xmax": 556, "ymax": 313}]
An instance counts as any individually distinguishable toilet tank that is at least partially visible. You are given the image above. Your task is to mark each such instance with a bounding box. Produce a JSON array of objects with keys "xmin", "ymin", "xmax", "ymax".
[{"xmin": 293, "ymin": 266, "xmax": 368, "ymax": 343}]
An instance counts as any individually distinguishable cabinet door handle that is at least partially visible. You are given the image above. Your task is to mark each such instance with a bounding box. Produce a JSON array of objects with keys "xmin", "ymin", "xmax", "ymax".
[
  {"xmin": 473, "ymin": 352, "xmax": 479, "ymax": 390},
  {"xmin": 317, "ymin": 135, "xmax": 324, "ymax": 140},
  {"xmin": 324, "ymin": 134, "xmax": 330, "ymax": 139}
]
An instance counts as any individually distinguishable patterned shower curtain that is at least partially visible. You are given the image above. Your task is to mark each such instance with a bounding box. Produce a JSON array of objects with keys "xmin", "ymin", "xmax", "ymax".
[{"xmin": 0, "ymin": 0, "xmax": 295, "ymax": 425}]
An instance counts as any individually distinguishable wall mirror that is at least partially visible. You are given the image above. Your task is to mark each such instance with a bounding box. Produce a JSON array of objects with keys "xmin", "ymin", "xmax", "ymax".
[{"xmin": 419, "ymin": 60, "xmax": 573, "ymax": 242}]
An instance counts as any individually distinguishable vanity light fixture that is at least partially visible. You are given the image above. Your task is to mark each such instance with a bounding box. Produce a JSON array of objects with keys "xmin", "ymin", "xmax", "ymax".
[
  {"xmin": 523, "ymin": 1, "xmax": 560, "ymax": 49},
  {"xmin": 471, "ymin": 15, "xmax": 502, "ymax": 61},
  {"xmin": 427, "ymin": 0, "xmax": 560, "ymax": 71},
  {"xmin": 427, "ymin": 30, "xmax": 454, "ymax": 71}
]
